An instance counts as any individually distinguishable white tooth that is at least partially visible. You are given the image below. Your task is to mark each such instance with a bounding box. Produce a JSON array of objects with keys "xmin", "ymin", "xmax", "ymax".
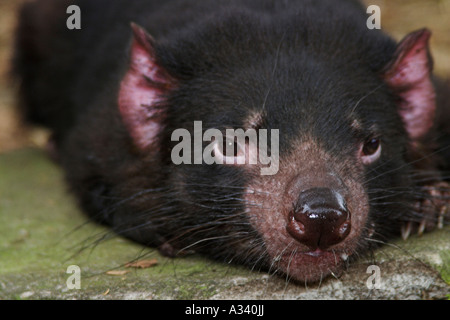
[
  {"xmin": 367, "ymin": 222, "xmax": 375, "ymax": 238},
  {"xmin": 340, "ymin": 253, "xmax": 348, "ymax": 261}
]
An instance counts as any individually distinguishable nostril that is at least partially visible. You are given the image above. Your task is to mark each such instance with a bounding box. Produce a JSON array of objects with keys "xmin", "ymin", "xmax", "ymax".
[
  {"xmin": 286, "ymin": 188, "xmax": 351, "ymax": 250},
  {"xmin": 289, "ymin": 213, "xmax": 306, "ymax": 235},
  {"xmin": 287, "ymin": 211, "xmax": 316, "ymax": 250}
]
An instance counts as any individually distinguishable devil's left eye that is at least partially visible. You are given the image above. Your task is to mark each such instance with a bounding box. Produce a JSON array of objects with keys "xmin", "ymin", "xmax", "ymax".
[
  {"xmin": 222, "ymin": 137, "xmax": 240, "ymax": 157},
  {"xmin": 361, "ymin": 138, "xmax": 381, "ymax": 164},
  {"xmin": 214, "ymin": 136, "xmax": 245, "ymax": 164}
]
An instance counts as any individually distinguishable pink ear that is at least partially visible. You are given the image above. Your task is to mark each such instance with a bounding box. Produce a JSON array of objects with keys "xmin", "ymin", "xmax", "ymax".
[
  {"xmin": 382, "ymin": 29, "xmax": 436, "ymax": 141},
  {"xmin": 118, "ymin": 23, "xmax": 176, "ymax": 150}
]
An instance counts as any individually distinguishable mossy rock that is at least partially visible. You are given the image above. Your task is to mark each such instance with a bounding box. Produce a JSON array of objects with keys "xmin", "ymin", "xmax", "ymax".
[{"xmin": 0, "ymin": 148, "xmax": 449, "ymax": 299}]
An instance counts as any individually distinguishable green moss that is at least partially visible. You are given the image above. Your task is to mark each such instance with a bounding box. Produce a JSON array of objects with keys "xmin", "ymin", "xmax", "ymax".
[
  {"xmin": 1, "ymin": 148, "xmax": 449, "ymax": 299},
  {"xmin": 0, "ymin": 149, "xmax": 256, "ymax": 299},
  {"xmin": 438, "ymin": 251, "xmax": 450, "ymax": 285}
]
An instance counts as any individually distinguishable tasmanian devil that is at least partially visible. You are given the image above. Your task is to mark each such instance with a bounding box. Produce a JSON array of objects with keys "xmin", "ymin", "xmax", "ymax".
[{"xmin": 13, "ymin": 0, "xmax": 450, "ymax": 283}]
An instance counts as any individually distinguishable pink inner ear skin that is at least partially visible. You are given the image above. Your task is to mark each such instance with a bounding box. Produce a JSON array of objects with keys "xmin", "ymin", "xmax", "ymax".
[
  {"xmin": 382, "ymin": 29, "xmax": 436, "ymax": 142},
  {"xmin": 119, "ymin": 71, "xmax": 164, "ymax": 150},
  {"xmin": 118, "ymin": 23, "xmax": 176, "ymax": 150}
]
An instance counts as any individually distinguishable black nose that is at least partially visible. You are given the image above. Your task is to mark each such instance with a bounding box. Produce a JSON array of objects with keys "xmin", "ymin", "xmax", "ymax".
[{"xmin": 286, "ymin": 187, "xmax": 351, "ymax": 251}]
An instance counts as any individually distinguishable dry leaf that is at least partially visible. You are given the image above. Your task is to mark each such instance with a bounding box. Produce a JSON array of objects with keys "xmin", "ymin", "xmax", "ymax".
[
  {"xmin": 125, "ymin": 259, "xmax": 158, "ymax": 269},
  {"xmin": 105, "ymin": 270, "xmax": 130, "ymax": 276}
]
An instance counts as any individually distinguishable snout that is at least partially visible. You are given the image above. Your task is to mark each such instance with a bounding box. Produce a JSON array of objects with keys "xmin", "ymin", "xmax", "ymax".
[{"xmin": 286, "ymin": 187, "xmax": 351, "ymax": 251}]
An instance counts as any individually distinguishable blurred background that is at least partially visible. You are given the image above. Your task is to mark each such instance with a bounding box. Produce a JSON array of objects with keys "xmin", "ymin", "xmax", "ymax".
[{"xmin": 0, "ymin": 0, "xmax": 449, "ymax": 154}]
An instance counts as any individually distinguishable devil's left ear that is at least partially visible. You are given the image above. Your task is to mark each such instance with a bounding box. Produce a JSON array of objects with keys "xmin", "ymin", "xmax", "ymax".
[
  {"xmin": 382, "ymin": 29, "xmax": 436, "ymax": 142},
  {"xmin": 118, "ymin": 23, "xmax": 177, "ymax": 150}
]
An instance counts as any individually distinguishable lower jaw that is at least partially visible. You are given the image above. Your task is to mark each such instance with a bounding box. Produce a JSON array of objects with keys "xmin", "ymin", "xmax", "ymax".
[{"xmin": 278, "ymin": 250, "xmax": 348, "ymax": 283}]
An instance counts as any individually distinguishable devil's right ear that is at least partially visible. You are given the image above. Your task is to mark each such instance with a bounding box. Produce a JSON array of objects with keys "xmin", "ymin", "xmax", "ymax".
[
  {"xmin": 381, "ymin": 29, "xmax": 436, "ymax": 143},
  {"xmin": 118, "ymin": 23, "xmax": 177, "ymax": 150}
]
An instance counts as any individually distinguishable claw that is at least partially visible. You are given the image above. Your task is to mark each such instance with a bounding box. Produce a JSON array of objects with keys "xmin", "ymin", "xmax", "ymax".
[
  {"xmin": 438, "ymin": 205, "xmax": 447, "ymax": 229},
  {"xmin": 417, "ymin": 219, "xmax": 426, "ymax": 236},
  {"xmin": 413, "ymin": 181, "xmax": 450, "ymax": 234},
  {"xmin": 401, "ymin": 222, "xmax": 412, "ymax": 240}
]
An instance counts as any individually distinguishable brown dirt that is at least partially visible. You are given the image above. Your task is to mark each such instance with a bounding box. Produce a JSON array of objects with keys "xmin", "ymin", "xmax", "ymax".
[{"xmin": 0, "ymin": 0, "xmax": 49, "ymax": 154}]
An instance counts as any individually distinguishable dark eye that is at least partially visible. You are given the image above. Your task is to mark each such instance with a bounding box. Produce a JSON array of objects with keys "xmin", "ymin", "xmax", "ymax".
[
  {"xmin": 214, "ymin": 136, "xmax": 245, "ymax": 164},
  {"xmin": 222, "ymin": 137, "xmax": 239, "ymax": 157},
  {"xmin": 362, "ymin": 138, "xmax": 380, "ymax": 156},
  {"xmin": 360, "ymin": 138, "xmax": 381, "ymax": 164}
]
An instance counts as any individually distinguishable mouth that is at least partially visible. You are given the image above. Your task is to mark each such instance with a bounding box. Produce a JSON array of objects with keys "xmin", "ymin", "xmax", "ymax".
[{"xmin": 278, "ymin": 248, "xmax": 350, "ymax": 282}]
